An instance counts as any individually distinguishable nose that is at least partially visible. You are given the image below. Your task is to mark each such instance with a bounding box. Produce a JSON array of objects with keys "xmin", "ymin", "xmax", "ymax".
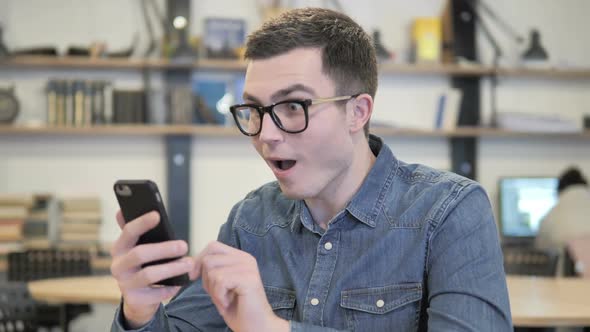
[{"xmin": 258, "ymin": 113, "xmax": 284, "ymax": 143}]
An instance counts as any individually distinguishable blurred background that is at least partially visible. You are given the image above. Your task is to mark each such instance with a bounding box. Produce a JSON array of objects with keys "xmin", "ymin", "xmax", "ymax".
[{"xmin": 0, "ymin": 0, "xmax": 589, "ymax": 331}]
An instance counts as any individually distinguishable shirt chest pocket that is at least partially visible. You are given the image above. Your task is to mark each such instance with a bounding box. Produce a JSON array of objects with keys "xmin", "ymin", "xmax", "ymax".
[
  {"xmin": 264, "ymin": 286, "xmax": 296, "ymax": 321},
  {"xmin": 340, "ymin": 283, "xmax": 422, "ymax": 332}
]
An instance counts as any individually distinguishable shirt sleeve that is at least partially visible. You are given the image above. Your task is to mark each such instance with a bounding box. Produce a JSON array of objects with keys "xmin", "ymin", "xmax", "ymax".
[{"xmin": 426, "ymin": 185, "xmax": 513, "ymax": 331}]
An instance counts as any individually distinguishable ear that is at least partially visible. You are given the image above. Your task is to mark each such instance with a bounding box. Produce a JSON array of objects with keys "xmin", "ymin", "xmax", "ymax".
[{"xmin": 347, "ymin": 94, "xmax": 373, "ymax": 135}]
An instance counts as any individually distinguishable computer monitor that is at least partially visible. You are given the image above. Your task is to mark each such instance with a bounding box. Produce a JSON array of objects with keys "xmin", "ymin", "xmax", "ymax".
[{"xmin": 498, "ymin": 177, "xmax": 558, "ymax": 240}]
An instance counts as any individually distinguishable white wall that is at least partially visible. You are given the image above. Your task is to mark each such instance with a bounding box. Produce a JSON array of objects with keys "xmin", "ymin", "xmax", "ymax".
[{"xmin": 1, "ymin": 0, "xmax": 589, "ymax": 252}]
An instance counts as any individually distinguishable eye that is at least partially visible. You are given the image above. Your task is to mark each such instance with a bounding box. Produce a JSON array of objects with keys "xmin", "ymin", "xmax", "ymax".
[{"xmin": 287, "ymin": 102, "xmax": 303, "ymax": 112}]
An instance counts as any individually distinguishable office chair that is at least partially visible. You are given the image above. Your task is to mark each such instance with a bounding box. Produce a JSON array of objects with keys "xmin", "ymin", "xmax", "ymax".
[
  {"xmin": 7, "ymin": 249, "xmax": 93, "ymax": 332},
  {"xmin": 503, "ymin": 247, "xmax": 559, "ymax": 277},
  {"xmin": 0, "ymin": 282, "xmax": 38, "ymax": 332}
]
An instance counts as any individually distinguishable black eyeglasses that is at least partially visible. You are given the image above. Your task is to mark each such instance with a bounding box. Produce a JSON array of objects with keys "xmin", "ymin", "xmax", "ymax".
[{"xmin": 229, "ymin": 94, "xmax": 360, "ymax": 136}]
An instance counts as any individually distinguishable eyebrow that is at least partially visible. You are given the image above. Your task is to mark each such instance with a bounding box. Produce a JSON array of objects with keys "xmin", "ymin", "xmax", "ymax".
[{"xmin": 242, "ymin": 83, "xmax": 317, "ymax": 105}]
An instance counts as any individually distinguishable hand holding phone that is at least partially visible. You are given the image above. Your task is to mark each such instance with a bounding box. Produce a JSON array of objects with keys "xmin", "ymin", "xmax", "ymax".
[{"xmin": 114, "ymin": 180, "xmax": 189, "ymax": 286}]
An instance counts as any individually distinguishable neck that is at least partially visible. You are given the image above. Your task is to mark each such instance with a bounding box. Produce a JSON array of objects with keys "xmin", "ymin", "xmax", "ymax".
[{"xmin": 306, "ymin": 136, "xmax": 376, "ymax": 229}]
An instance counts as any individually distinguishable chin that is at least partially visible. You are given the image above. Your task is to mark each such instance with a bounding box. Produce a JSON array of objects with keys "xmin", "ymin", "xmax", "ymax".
[{"xmin": 277, "ymin": 181, "xmax": 314, "ymax": 200}]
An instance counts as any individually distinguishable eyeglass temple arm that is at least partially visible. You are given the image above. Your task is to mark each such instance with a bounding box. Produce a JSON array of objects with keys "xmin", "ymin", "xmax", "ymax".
[{"xmin": 311, "ymin": 94, "xmax": 359, "ymax": 105}]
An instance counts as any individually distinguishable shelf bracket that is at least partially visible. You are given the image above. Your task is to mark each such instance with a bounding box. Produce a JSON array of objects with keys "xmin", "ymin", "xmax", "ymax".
[
  {"xmin": 165, "ymin": 134, "xmax": 191, "ymax": 248},
  {"xmin": 450, "ymin": 0, "xmax": 480, "ymax": 180}
]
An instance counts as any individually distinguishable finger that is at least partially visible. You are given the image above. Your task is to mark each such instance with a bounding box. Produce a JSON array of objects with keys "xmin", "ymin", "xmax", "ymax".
[
  {"xmin": 111, "ymin": 211, "xmax": 160, "ymax": 256},
  {"xmin": 190, "ymin": 246, "xmax": 242, "ymax": 280},
  {"xmin": 124, "ymin": 257, "xmax": 194, "ymax": 289},
  {"xmin": 115, "ymin": 210, "xmax": 125, "ymax": 230},
  {"xmin": 111, "ymin": 240, "xmax": 188, "ymax": 278},
  {"xmin": 190, "ymin": 241, "xmax": 241, "ymax": 280},
  {"xmin": 122, "ymin": 286, "xmax": 182, "ymax": 307},
  {"xmin": 203, "ymin": 266, "xmax": 243, "ymax": 313},
  {"xmin": 203, "ymin": 241, "xmax": 237, "ymax": 255}
]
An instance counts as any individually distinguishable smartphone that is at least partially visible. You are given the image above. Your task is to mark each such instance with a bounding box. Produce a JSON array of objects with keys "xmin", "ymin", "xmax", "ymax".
[{"xmin": 114, "ymin": 179, "xmax": 189, "ymax": 286}]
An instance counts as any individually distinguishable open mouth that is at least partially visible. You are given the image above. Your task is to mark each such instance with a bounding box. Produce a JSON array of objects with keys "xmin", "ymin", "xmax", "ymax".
[{"xmin": 272, "ymin": 159, "xmax": 297, "ymax": 171}]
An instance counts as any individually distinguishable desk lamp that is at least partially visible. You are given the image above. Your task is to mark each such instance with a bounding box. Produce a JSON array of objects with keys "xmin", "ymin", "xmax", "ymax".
[{"xmin": 522, "ymin": 29, "xmax": 549, "ymax": 61}]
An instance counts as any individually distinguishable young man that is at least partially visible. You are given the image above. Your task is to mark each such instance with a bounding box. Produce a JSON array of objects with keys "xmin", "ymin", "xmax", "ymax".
[{"xmin": 111, "ymin": 8, "xmax": 512, "ymax": 331}]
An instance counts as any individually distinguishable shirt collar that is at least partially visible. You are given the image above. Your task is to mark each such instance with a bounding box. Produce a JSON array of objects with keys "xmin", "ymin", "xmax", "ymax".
[
  {"xmin": 345, "ymin": 135, "xmax": 398, "ymax": 228},
  {"xmin": 292, "ymin": 135, "xmax": 398, "ymax": 231}
]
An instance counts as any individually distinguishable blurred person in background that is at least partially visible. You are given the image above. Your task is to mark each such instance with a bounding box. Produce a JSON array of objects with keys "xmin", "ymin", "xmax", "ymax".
[{"xmin": 536, "ymin": 167, "xmax": 590, "ymax": 275}]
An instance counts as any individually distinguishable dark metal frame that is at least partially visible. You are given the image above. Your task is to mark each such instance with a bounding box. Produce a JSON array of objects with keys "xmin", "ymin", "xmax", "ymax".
[{"xmin": 449, "ymin": 0, "xmax": 480, "ymax": 180}]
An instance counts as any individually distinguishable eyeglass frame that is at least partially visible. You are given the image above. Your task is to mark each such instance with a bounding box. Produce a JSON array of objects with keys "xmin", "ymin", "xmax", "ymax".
[{"xmin": 229, "ymin": 94, "xmax": 361, "ymax": 136}]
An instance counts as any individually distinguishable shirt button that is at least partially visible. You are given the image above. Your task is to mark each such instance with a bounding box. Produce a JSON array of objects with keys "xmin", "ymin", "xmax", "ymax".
[
  {"xmin": 376, "ymin": 299, "xmax": 385, "ymax": 308},
  {"xmin": 310, "ymin": 298, "xmax": 320, "ymax": 306},
  {"xmin": 324, "ymin": 242, "xmax": 333, "ymax": 250}
]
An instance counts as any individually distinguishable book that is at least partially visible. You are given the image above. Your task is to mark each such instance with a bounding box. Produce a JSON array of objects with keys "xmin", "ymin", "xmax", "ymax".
[
  {"xmin": 47, "ymin": 79, "xmax": 58, "ymax": 126},
  {"xmin": 0, "ymin": 206, "xmax": 28, "ymax": 219},
  {"xmin": 434, "ymin": 88, "xmax": 463, "ymax": 130},
  {"xmin": 60, "ymin": 232, "xmax": 100, "ymax": 242},
  {"xmin": 168, "ymin": 86, "xmax": 194, "ymax": 124},
  {"xmin": 204, "ymin": 18, "xmax": 246, "ymax": 59},
  {"xmin": 61, "ymin": 197, "xmax": 101, "ymax": 212},
  {"xmin": 496, "ymin": 112, "xmax": 580, "ymax": 133},
  {"xmin": 0, "ymin": 220, "xmax": 23, "ymax": 241},
  {"xmin": 0, "ymin": 241, "xmax": 24, "ymax": 255},
  {"xmin": 22, "ymin": 219, "xmax": 48, "ymax": 237},
  {"xmin": 0, "ymin": 194, "xmax": 34, "ymax": 207},
  {"xmin": 61, "ymin": 222, "xmax": 100, "ymax": 233},
  {"xmin": 74, "ymin": 80, "xmax": 86, "ymax": 126},
  {"xmin": 192, "ymin": 78, "xmax": 228, "ymax": 124},
  {"xmin": 113, "ymin": 89, "xmax": 147, "ymax": 124},
  {"xmin": 62, "ymin": 211, "xmax": 101, "ymax": 223},
  {"xmin": 411, "ymin": 17, "xmax": 442, "ymax": 63},
  {"xmin": 23, "ymin": 238, "xmax": 51, "ymax": 249}
]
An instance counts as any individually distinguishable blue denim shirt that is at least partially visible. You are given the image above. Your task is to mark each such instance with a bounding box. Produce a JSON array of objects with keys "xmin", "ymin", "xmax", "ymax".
[{"xmin": 112, "ymin": 135, "xmax": 512, "ymax": 331}]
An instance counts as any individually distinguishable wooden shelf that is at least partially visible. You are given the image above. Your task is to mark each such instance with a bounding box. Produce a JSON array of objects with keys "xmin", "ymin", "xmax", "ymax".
[
  {"xmin": 378, "ymin": 63, "xmax": 493, "ymax": 76},
  {"xmin": 496, "ymin": 67, "xmax": 590, "ymax": 79},
  {"xmin": 1, "ymin": 124, "xmax": 589, "ymax": 139},
  {"xmin": 3, "ymin": 56, "xmax": 590, "ymax": 79},
  {"xmin": 0, "ymin": 125, "xmax": 242, "ymax": 136},
  {"xmin": 372, "ymin": 126, "xmax": 590, "ymax": 138},
  {"xmin": 0, "ymin": 56, "xmax": 245, "ymax": 71},
  {"xmin": 196, "ymin": 58, "xmax": 247, "ymax": 71},
  {"xmin": 0, "ymin": 56, "xmax": 155, "ymax": 70}
]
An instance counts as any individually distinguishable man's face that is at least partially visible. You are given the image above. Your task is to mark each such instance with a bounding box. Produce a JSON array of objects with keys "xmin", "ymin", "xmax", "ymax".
[{"xmin": 243, "ymin": 48, "xmax": 356, "ymax": 200}]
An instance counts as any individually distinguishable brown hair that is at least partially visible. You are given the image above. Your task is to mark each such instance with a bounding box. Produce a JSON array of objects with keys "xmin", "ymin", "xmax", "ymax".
[{"xmin": 244, "ymin": 7, "xmax": 378, "ymax": 137}]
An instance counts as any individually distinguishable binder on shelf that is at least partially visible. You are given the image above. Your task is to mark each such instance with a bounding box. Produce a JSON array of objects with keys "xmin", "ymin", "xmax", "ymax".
[
  {"xmin": 113, "ymin": 89, "xmax": 147, "ymax": 124},
  {"xmin": 46, "ymin": 79, "xmax": 113, "ymax": 127},
  {"xmin": 46, "ymin": 80, "xmax": 58, "ymax": 126},
  {"xmin": 73, "ymin": 80, "xmax": 85, "ymax": 126},
  {"xmin": 65, "ymin": 80, "xmax": 74, "ymax": 126}
]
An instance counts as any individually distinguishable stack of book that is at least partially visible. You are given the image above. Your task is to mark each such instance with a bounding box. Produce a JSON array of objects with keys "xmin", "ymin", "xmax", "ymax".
[
  {"xmin": 0, "ymin": 194, "xmax": 33, "ymax": 267},
  {"xmin": 59, "ymin": 197, "xmax": 102, "ymax": 250},
  {"xmin": 22, "ymin": 194, "xmax": 53, "ymax": 249}
]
